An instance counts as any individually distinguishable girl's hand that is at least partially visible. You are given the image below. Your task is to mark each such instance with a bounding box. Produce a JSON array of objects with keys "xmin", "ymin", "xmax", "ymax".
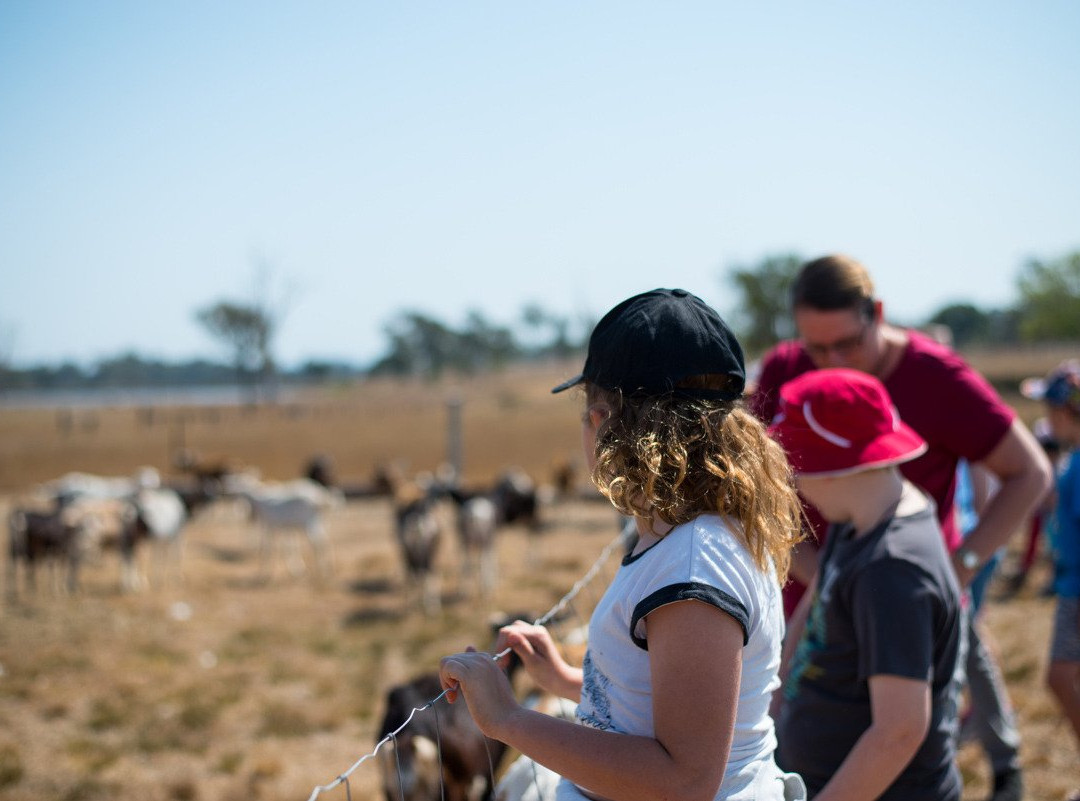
[
  {"xmin": 495, "ymin": 621, "xmax": 572, "ymax": 695},
  {"xmin": 439, "ymin": 647, "xmax": 520, "ymax": 739}
]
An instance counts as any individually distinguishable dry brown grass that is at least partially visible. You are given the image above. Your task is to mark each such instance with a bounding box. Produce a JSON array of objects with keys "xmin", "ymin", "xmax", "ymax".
[
  {"xmin": 1, "ymin": 356, "xmax": 1078, "ymax": 801},
  {"xmin": 0, "ymin": 490, "xmax": 625, "ymax": 801},
  {"xmin": 0, "ymin": 364, "xmax": 587, "ymax": 493}
]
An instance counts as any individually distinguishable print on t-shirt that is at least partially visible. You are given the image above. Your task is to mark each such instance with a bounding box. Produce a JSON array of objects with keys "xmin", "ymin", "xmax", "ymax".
[
  {"xmin": 785, "ymin": 556, "xmax": 841, "ymax": 700},
  {"xmin": 579, "ymin": 651, "xmax": 613, "ymax": 730}
]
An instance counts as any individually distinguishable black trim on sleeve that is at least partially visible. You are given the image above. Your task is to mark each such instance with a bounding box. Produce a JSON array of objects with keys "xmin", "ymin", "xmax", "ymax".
[{"xmin": 629, "ymin": 582, "xmax": 750, "ymax": 650}]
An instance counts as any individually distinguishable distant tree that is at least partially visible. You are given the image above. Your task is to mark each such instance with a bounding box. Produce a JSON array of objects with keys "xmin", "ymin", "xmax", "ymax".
[
  {"xmin": 460, "ymin": 311, "xmax": 519, "ymax": 370},
  {"xmin": 986, "ymin": 308, "xmax": 1021, "ymax": 345},
  {"xmin": 926, "ymin": 303, "xmax": 989, "ymax": 347},
  {"xmin": 195, "ymin": 263, "xmax": 293, "ymax": 402},
  {"xmin": 94, "ymin": 352, "xmax": 157, "ymax": 386},
  {"xmin": 370, "ymin": 312, "xmax": 457, "ymax": 377},
  {"xmin": 196, "ymin": 301, "xmax": 272, "ymax": 397},
  {"xmin": 1017, "ymin": 250, "xmax": 1080, "ymax": 341},
  {"xmin": 297, "ymin": 360, "xmax": 360, "ymax": 382},
  {"xmin": 370, "ymin": 310, "xmax": 521, "ymax": 377},
  {"xmin": 725, "ymin": 253, "xmax": 802, "ymax": 355},
  {"xmin": 520, "ymin": 303, "xmax": 573, "ymax": 359}
]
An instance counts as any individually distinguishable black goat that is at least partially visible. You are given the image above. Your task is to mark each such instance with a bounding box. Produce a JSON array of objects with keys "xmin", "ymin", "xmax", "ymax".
[{"xmin": 377, "ymin": 625, "xmax": 525, "ymax": 801}]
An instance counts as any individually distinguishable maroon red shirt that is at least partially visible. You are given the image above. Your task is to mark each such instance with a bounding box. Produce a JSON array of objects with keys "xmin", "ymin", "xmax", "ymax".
[{"xmin": 750, "ymin": 330, "xmax": 1015, "ymax": 616}]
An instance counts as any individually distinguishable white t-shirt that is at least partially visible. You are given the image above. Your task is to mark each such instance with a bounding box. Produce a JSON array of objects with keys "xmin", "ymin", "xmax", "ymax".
[{"xmin": 557, "ymin": 514, "xmax": 791, "ymax": 801}]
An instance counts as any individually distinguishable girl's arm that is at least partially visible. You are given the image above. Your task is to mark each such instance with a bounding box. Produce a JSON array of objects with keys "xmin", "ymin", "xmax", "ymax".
[
  {"xmin": 441, "ymin": 599, "xmax": 743, "ymax": 801},
  {"xmin": 813, "ymin": 674, "xmax": 931, "ymax": 801},
  {"xmin": 496, "ymin": 621, "xmax": 583, "ymax": 701}
]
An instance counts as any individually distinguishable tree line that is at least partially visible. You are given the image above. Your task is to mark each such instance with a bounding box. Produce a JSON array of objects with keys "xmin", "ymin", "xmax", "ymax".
[{"xmin": 1, "ymin": 249, "xmax": 1076, "ymax": 396}]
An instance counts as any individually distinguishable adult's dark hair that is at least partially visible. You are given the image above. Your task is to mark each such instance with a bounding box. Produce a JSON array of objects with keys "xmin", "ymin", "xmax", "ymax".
[{"xmin": 791, "ymin": 254, "xmax": 876, "ymax": 317}]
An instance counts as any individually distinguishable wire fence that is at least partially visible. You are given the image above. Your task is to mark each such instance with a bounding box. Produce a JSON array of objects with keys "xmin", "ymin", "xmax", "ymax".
[{"xmin": 303, "ymin": 522, "xmax": 634, "ymax": 801}]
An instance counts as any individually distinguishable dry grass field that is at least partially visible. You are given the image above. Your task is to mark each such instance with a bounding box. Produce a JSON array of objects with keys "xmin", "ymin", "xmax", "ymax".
[{"xmin": 1, "ymin": 353, "xmax": 1078, "ymax": 801}]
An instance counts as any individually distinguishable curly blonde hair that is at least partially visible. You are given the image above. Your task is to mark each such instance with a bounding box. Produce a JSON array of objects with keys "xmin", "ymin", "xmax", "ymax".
[{"xmin": 586, "ymin": 378, "xmax": 803, "ymax": 583}]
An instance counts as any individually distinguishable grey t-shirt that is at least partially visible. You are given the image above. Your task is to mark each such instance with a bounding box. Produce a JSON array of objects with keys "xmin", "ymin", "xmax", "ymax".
[{"xmin": 776, "ymin": 505, "xmax": 963, "ymax": 801}]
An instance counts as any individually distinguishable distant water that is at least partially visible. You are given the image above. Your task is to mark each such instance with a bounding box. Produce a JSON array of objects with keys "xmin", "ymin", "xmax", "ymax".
[{"xmin": 0, "ymin": 385, "xmax": 305, "ymax": 410}]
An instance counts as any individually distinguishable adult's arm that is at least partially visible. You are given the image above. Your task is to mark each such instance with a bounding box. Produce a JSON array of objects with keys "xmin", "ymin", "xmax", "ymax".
[
  {"xmin": 956, "ymin": 419, "xmax": 1053, "ymax": 585},
  {"xmin": 813, "ymin": 675, "xmax": 931, "ymax": 801},
  {"xmin": 442, "ymin": 600, "xmax": 743, "ymax": 801}
]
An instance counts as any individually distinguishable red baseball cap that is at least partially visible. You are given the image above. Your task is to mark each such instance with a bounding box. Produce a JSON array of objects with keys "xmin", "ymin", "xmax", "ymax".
[{"xmin": 768, "ymin": 368, "xmax": 927, "ymax": 477}]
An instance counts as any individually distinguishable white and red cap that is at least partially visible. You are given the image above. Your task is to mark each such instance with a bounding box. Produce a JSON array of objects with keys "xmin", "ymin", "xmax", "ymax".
[{"xmin": 768, "ymin": 368, "xmax": 927, "ymax": 477}]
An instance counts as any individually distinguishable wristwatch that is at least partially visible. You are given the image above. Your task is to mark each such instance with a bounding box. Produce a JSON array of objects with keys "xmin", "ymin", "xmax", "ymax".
[{"xmin": 956, "ymin": 547, "xmax": 980, "ymax": 571}]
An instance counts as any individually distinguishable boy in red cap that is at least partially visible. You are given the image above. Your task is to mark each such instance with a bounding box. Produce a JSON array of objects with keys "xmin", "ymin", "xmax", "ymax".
[{"xmin": 769, "ymin": 368, "xmax": 963, "ymax": 801}]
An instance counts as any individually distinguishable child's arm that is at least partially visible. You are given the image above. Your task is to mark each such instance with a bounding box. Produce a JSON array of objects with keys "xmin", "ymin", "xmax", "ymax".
[
  {"xmin": 813, "ymin": 674, "xmax": 931, "ymax": 801},
  {"xmin": 495, "ymin": 621, "xmax": 583, "ymax": 701},
  {"xmin": 772, "ymin": 572, "xmax": 816, "ymax": 719},
  {"xmin": 441, "ymin": 600, "xmax": 742, "ymax": 801}
]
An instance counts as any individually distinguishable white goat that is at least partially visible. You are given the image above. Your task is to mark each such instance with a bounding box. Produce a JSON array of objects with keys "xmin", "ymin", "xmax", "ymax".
[
  {"xmin": 493, "ymin": 694, "xmax": 576, "ymax": 801},
  {"xmin": 456, "ymin": 495, "xmax": 498, "ymax": 598},
  {"xmin": 123, "ymin": 487, "xmax": 188, "ymax": 590},
  {"xmin": 493, "ymin": 756, "xmax": 560, "ymax": 801},
  {"xmin": 225, "ymin": 473, "xmax": 341, "ymax": 581},
  {"xmin": 44, "ymin": 467, "xmax": 161, "ymax": 504}
]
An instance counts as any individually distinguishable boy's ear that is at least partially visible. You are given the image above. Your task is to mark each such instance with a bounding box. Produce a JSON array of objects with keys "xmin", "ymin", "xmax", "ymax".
[{"xmin": 870, "ymin": 299, "xmax": 884, "ymax": 324}]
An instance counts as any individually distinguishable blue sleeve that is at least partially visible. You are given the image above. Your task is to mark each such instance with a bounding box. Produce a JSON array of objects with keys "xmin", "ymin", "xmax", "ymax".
[{"xmin": 1052, "ymin": 452, "xmax": 1080, "ymax": 596}]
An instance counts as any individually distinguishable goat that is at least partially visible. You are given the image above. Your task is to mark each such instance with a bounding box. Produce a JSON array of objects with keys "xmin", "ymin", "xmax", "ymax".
[
  {"xmin": 444, "ymin": 468, "xmax": 542, "ymax": 593},
  {"xmin": 120, "ymin": 488, "xmax": 189, "ymax": 590},
  {"xmin": 445, "ymin": 492, "xmax": 498, "ymax": 599},
  {"xmin": 394, "ymin": 482, "xmax": 443, "ymax": 615},
  {"xmin": 303, "ymin": 454, "xmax": 336, "ymax": 488},
  {"xmin": 162, "ymin": 478, "xmax": 220, "ymax": 518},
  {"xmin": 549, "ymin": 458, "xmax": 577, "ymax": 500},
  {"xmin": 490, "ymin": 470, "xmax": 540, "ymax": 529},
  {"xmin": 6, "ymin": 506, "xmax": 92, "ymax": 597},
  {"xmin": 493, "ymin": 755, "xmax": 560, "ymax": 801},
  {"xmin": 377, "ymin": 623, "xmax": 525, "ymax": 801},
  {"xmin": 173, "ymin": 448, "xmax": 240, "ymax": 488},
  {"xmin": 38, "ymin": 469, "xmax": 188, "ymax": 592},
  {"xmin": 224, "ymin": 473, "xmax": 341, "ymax": 581},
  {"xmin": 44, "ymin": 467, "xmax": 160, "ymax": 506}
]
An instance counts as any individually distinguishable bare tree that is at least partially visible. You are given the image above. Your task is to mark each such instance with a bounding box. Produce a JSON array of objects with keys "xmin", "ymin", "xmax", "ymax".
[{"xmin": 195, "ymin": 261, "xmax": 293, "ymax": 403}]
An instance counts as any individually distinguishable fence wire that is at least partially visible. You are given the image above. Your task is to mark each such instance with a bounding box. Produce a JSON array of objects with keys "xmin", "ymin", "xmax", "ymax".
[{"xmin": 303, "ymin": 523, "xmax": 633, "ymax": 801}]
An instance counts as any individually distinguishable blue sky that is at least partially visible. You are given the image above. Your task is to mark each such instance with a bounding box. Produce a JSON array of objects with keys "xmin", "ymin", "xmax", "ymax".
[{"xmin": 2, "ymin": 2, "xmax": 1078, "ymax": 368}]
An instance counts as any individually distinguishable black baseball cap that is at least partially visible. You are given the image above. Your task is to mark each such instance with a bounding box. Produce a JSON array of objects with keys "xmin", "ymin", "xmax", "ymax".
[{"xmin": 551, "ymin": 288, "xmax": 746, "ymax": 400}]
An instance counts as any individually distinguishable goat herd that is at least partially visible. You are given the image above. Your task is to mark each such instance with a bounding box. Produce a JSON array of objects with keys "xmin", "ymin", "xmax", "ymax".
[
  {"xmin": 6, "ymin": 453, "xmax": 591, "ymax": 801},
  {"xmin": 5, "ymin": 451, "xmax": 552, "ymax": 612}
]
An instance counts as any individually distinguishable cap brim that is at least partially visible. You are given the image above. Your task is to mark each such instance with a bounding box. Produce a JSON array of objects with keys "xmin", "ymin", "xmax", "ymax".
[
  {"xmin": 791, "ymin": 441, "xmax": 929, "ymax": 478},
  {"xmin": 770, "ymin": 422, "xmax": 928, "ymax": 478},
  {"xmin": 551, "ymin": 374, "xmax": 585, "ymax": 394}
]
